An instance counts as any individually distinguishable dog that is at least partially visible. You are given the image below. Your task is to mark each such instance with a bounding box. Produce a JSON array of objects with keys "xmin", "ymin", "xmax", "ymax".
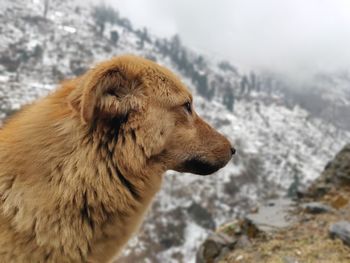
[{"xmin": 0, "ymin": 55, "xmax": 235, "ymax": 262}]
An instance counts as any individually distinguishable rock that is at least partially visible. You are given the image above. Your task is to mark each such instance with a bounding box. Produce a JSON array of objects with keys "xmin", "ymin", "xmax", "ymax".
[
  {"xmin": 196, "ymin": 232, "xmax": 236, "ymax": 263},
  {"xmin": 244, "ymin": 198, "xmax": 296, "ymax": 235},
  {"xmin": 302, "ymin": 202, "xmax": 334, "ymax": 214},
  {"xmin": 235, "ymin": 235, "xmax": 252, "ymax": 249},
  {"xmin": 282, "ymin": 256, "xmax": 299, "ymax": 263},
  {"xmin": 329, "ymin": 221, "xmax": 350, "ymax": 246},
  {"xmin": 235, "ymin": 255, "xmax": 244, "ymax": 261},
  {"xmin": 308, "ymin": 184, "xmax": 332, "ymax": 199},
  {"xmin": 158, "ymin": 207, "xmax": 186, "ymax": 248},
  {"xmin": 216, "ymin": 219, "xmax": 242, "ymax": 236},
  {"xmin": 309, "ymin": 144, "xmax": 350, "ymax": 197},
  {"xmin": 187, "ymin": 202, "xmax": 216, "ymax": 230}
]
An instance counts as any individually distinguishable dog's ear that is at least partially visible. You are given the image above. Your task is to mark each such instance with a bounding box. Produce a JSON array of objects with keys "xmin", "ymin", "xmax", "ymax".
[{"xmin": 69, "ymin": 68, "xmax": 143, "ymax": 124}]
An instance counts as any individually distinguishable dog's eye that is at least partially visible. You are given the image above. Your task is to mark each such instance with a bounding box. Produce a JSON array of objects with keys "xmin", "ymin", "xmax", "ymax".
[{"xmin": 183, "ymin": 101, "xmax": 192, "ymax": 114}]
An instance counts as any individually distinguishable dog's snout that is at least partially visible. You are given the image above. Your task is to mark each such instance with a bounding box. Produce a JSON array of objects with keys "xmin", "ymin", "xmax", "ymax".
[{"xmin": 231, "ymin": 147, "xmax": 236, "ymax": 155}]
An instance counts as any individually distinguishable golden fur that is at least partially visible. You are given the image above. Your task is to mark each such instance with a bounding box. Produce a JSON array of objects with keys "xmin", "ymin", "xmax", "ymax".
[{"xmin": 0, "ymin": 55, "xmax": 233, "ymax": 263}]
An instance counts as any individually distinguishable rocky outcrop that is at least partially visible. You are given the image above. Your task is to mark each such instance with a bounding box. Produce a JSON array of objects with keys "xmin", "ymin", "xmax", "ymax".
[
  {"xmin": 308, "ymin": 143, "xmax": 350, "ymax": 198},
  {"xmin": 196, "ymin": 233, "xmax": 236, "ymax": 263},
  {"xmin": 301, "ymin": 201, "xmax": 334, "ymax": 214},
  {"xmin": 244, "ymin": 199, "xmax": 297, "ymax": 234},
  {"xmin": 197, "ymin": 144, "xmax": 350, "ymax": 263},
  {"xmin": 329, "ymin": 221, "xmax": 350, "ymax": 246}
]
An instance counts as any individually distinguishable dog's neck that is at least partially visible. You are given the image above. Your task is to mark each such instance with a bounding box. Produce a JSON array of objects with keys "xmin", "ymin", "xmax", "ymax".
[{"xmin": 62, "ymin": 117, "xmax": 164, "ymax": 229}]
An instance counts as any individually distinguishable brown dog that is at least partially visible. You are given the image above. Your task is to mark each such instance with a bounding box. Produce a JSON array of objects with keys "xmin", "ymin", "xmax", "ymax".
[{"xmin": 0, "ymin": 55, "xmax": 234, "ymax": 263}]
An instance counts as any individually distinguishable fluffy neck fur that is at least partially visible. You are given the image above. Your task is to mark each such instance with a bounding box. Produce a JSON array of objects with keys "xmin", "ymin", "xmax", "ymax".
[{"xmin": 0, "ymin": 85, "xmax": 164, "ymax": 262}]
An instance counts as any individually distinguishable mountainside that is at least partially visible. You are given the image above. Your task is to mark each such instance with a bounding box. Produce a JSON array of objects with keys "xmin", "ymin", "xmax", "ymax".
[
  {"xmin": 257, "ymin": 71, "xmax": 350, "ymax": 131},
  {"xmin": 0, "ymin": 1, "xmax": 349, "ymax": 262}
]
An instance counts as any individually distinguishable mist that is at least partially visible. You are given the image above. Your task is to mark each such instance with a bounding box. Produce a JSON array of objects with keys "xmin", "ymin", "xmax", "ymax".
[{"xmin": 90, "ymin": 0, "xmax": 350, "ymax": 77}]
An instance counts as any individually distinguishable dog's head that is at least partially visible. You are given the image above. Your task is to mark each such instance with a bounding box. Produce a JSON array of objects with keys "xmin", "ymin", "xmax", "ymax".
[{"xmin": 69, "ymin": 56, "xmax": 234, "ymax": 175}]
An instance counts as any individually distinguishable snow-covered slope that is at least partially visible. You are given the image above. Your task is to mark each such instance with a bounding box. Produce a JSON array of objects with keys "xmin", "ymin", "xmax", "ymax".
[
  {"xmin": 256, "ymin": 71, "xmax": 350, "ymax": 131},
  {"xmin": 1, "ymin": 1, "xmax": 349, "ymax": 262}
]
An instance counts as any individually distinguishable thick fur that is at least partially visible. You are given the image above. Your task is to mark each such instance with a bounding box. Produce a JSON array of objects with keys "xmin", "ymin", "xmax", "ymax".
[{"xmin": 0, "ymin": 55, "xmax": 233, "ymax": 263}]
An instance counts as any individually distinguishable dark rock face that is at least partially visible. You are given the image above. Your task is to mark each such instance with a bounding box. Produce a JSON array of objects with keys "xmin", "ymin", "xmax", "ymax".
[
  {"xmin": 196, "ymin": 233, "xmax": 236, "ymax": 263},
  {"xmin": 309, "ymin": 144, "xmax": 350, "ymax": 197},
  {"xmin": 282, "ymin": 256, "xmax": 299, "ymax": 263},
  {"xmin": 329, "ymin": 221, "xmax": 350, "ymax": 246},
  {"xmin": 159, "ymin": 208, "xmax": 186, "ymax": 249},
  {"xmin": 323, "ymin": 144, "xmax": 350, "ymax": 183},
  {"xmin": 187, "ymin": 203, "xmax": 216, "ymax": 230},
  {"xmin": 302, "ymin": 202, "xmax": 334, "ymax": 214}
]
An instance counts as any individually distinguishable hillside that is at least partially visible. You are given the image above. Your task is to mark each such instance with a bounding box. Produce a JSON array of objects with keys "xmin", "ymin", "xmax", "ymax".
[
  {"xmin": 197, "ymin": 144, "xmax": 350, "ymax": 263},
  {"xmin": 0, "ymin": 1, "xmax": 349, "ymax": 262}
]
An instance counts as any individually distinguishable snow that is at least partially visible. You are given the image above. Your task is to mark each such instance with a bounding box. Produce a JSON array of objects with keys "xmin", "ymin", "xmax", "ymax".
[
  {"xmin": 61, "ymin": 25, "xmax": 77, "ymax": 34},
  {"xmin": 0, "ymin": 75, "xmax": 10, "ymax": 83}
]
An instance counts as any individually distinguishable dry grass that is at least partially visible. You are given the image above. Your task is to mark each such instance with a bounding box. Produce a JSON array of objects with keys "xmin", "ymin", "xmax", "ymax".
[{"xmin": 220, "ymin": 189, "xmax": 350, "ymax": 263}]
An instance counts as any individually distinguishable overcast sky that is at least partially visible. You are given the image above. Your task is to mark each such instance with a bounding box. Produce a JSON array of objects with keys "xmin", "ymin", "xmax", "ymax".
[{"xmin": 94, "ymin": 0, "xmax": 350, "ymax": 77}]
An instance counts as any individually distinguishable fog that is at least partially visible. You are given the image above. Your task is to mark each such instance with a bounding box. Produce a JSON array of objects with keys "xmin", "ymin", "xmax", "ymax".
[{"xmin": 88, "ymin": 0, "xmax": 350, "ymax": 77}]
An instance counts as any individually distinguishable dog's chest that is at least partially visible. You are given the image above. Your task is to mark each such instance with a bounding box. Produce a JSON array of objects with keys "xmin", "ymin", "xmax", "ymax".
[{"xmin": 87, "ymin": 186, "xmax": 158, "ymax": 262}]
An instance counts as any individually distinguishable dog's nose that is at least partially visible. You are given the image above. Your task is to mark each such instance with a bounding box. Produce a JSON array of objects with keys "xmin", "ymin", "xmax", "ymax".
[{"xmin": 231, "ymin": 147, "xmax": 236, "ymax": 155}]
